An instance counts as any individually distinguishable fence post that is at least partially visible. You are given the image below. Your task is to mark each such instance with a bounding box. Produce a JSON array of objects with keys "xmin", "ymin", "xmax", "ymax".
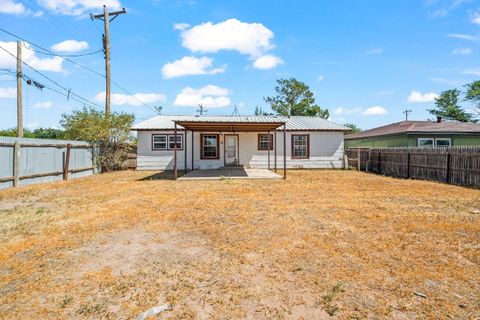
[
  {"xmin": 446, "ymin": 152, "xmax": 451, "ymax": 183},
  {"xmin": 13, "ymin": 141, "xmax": 20, "ymax": 187},
  {"xmin": 378, "ymin": 150, "xmax": 381, "ymax": 174},
  {"xmin": 407, "ymin": 151, "xmax": 411, "ymax": 179},
  {"xmin": 63, "ymin": 143, "xmax": 71, "ymax": 180},
  {"xmin": 357, "ymin": 149, "xmax": 361, "ymax": 171}
]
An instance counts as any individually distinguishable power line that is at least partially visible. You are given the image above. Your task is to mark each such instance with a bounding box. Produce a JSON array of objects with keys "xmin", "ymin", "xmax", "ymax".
[
  {"xmin": 24, "ymin": 46, "xmax": 103, "ymax": 58},
  {"xmin": 0, "ymin": 27, "xmax": 157, "ymax": 114},
  {"xmin": 0, "ymin": 44, "xmax": 103, "ymax": 110}
]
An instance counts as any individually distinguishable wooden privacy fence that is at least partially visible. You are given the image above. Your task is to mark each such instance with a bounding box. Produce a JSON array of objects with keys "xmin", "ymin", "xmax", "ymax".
[
  {"xmin": 0, "ymin": 137, "xmax": 98, "ymax": 190},
  {"xmin": 346, "ymin": 146, "xmax": 480, "ymax": 188}
]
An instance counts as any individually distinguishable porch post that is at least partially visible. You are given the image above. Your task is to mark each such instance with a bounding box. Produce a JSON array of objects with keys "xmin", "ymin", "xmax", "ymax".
[
  {"xmin": 191, "ymin": 130, "xmax": 194, "ymax": 171},
  {"xmin": 184, "ymin": 129, "xmax": 187, "ymax": 174},
  {"xmin": 274, "ymin": 130, "xmax": 277, "ymax": 173},
  {"xmin": 283, "ymin": 123, "xmax": 286, "ymax": 179},
  {"xmin": 174, "ymin": 122, "xmax": 178, "ymax": 180},
  {"xmin": 267, "ymin": 131, "xmax": 271, "ymax": 170}
]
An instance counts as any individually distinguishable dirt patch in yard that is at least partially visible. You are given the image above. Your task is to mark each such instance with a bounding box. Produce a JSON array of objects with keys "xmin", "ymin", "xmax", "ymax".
[{"xmin": 0, "ymin": 170, "xmax": 479, "ymax": 319}]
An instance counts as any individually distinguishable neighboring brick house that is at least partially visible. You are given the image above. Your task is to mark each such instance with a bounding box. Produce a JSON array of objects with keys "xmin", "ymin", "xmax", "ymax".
[{"xmin": 345, "ymin": 118, "xmax": 480, "ymax": 148}]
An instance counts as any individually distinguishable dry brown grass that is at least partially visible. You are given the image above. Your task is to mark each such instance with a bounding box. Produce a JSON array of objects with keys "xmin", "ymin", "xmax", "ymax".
[{"xmin": 0, "ymin": 170, "xmax": 479, "ymax": 319}]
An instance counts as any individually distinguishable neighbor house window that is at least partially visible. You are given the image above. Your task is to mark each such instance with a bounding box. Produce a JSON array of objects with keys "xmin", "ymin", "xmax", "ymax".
[
  {"xmin": 258, "ymin": 134, "xmax": 273, "ymax": 150},
  {"xmin": 201, "ymin": 134, "xmax": 219, "ymax": 159},
  {"xmin": 417, "ymin": 138, "xmax": 434, "ymax": 148},
  {"xmin": 152, "ymin": 134, "xmax": 167, "ymax": 150},
  {"xmin": 435, "ymin": 138, "xmax": 451, "ymax": 147},
  {"xmin": 168, "ymin": 134, "xmax": 183, "ymax": 150},
  {"xmin": 292, "ymin": 134, "xmax": 309, "ymax": 159}
]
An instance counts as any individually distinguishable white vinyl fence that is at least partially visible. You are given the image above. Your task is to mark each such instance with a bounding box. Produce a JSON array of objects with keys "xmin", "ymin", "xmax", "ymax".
[{"xmin": 0, "ymin": 136, "xmax": 98, "ymax": 190}]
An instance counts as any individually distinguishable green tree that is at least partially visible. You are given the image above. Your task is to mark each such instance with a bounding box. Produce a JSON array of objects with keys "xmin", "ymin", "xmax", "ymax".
[
  {"xmin": 264, "ymin": 78, "xmax": 329, "ymax": 118},
  {"xmin": 0, "ymin": 127, "xmax": 65, "ymax": 139},
  {"xmin": 465, "ymin": 80, "xmax": 480, "ymax": 115},
  {"xmin": 60, "ymin": 107, "xmax": 135, "ymax": 172},
  {"xmin": 428, "ymin": 89, "xmax": 475, "ymax": 122},
  {"xmin": 344, "ymin": 123, "xmax": 362, "ymax": 133},
  {"xmin": 254, "ymin": 106, "xmax": 273, "ymax": 116},
  {"xmin": 31, "ymin": 128, "xmax": 66, "ymax": 139}
]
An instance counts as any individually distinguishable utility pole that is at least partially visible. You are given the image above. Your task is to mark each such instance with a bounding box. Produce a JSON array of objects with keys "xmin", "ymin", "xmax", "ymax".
[
  {"xmin": 16, "ymin": 40, "xmax": 23, "ymax": 137},
  {"xmin": 403, "ymin": 109, "xmax": 412, "ymax": 121},
  {"xmin": 196, "ymin": 104, "xmax": 207, "ymax": 116},
  {"xmin": 92, "ymin": 5, "xmax": 126, "ymax": 117}
]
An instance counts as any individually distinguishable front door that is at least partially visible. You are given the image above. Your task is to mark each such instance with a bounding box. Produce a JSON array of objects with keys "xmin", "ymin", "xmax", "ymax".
[{"xmin": 225, "ymin": 135, "xmax": 239, "ymax": 166}]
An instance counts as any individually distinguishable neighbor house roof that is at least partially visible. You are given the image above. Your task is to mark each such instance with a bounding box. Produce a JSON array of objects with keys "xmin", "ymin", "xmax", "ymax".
[
  {"xmin": 345, "ymin": 120, "xmax": 480, "ymax": 140},
  {"xmin": 132, "ymin": 115, "xmax": 350, "ymax": 131}
]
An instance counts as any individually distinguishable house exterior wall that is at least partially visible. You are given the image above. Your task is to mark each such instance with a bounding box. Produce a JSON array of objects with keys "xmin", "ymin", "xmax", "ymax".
[
  {"xmin": 345, "ymin": 133, "xmax": 480, "ymax": 148},
  {"xmin": 136, "ymin": 130, "xmax": 345, "ymax": 170}
]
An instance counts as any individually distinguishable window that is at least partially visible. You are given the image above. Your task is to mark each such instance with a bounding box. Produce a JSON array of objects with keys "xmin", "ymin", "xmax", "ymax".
[
  {"xmin": 168, "ymin": 134, "xmax": 183, "ymax": 150},
  {"xmin": 258, "ymin": 134, "xmax": 273, "ymax": 150},
  {"xmin": 201, "ymin": 134, "xmax": 219, "ymax": 159},
  {"xmin": 152, "ymin": 134, "xmax": 167, "ymax": 150},
  {"xmin": 417, "ymin": 138, "xmax": 434, "ymax": 148},
  {"xmin": 435, "ymin": 138, "xmax": 451, "ymax": 147},
  {"xmin": 292, "ymin": 135, "xmax": 309, "ymax": 159},
  {"xmin": 152, "ymin": 134, "xmax": 183, "ymax": 150}
]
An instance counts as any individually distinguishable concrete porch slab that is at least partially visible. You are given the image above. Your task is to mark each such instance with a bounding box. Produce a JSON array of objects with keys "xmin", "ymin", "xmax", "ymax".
[{"xmin": 178, "ymin": 167, "xmax": 283, "ymax": 180}]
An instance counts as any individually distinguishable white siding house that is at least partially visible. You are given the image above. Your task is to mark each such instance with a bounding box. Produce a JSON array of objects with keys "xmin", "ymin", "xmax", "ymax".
[{"xmin": 132, "ymin": 116, "xmax": 349, "ymax": 170}]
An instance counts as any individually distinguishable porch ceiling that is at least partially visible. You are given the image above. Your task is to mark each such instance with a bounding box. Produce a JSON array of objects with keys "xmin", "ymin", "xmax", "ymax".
[{"xmin": 174, "ymin": 121, "xmax": 285, "ymax": 132}]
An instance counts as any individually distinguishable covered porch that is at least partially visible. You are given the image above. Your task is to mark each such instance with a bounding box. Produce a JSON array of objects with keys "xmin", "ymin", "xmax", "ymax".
[
  {"xmin": 172, "ymin": 117, "xmax": 287, "ymax": 180},
  {"xmin": 178, "ymin": 167, "xmax": 282, "ymax": 180}
]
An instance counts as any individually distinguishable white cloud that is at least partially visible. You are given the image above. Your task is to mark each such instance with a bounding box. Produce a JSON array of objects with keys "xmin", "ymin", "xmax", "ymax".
[
  {"xmin": 161, "ymin": 56, "xmax": 225, "ymax": 79},
  {"xmin": 447, "ymin": 33, "xmax": 479, "ymax": 42},
  {"xmin": 173, "ymin": 85, "xmax": 230, "ymax": 108},
  {"xmin": 0, "ymin": 87, "xmax": 16, "ymax": 99},
  {"xmin": 94, "ymin": 91, "xmax": 166, "ymax": 106},
  {"xmin": 407, "ymin": 91, "xmax": 439, "ymax": 103},
  {"xmin": 51, "ymin": 40, "xmax": 89, "ymax": 53},
  {"xmin": 0, "ymin": 0, "xmax": 26, "ymax": 14},
  {"xmin": 471, "ymin": 11, "xmax": 480, "ymax": 25},
  {"xmin": 252, "ymin": 54, "xmax": 284, "ymax": 69},
  {"xmin": 318, "ymin": 75, "xmax": 324, "ymax": 81},
  {"xmin": 461, "ymin": 68, "xmax": 480, "ymax": 76},
  {"xmin": 33, "ymin": 101, "xmax": 53, "ymax": 109},
  {"xmin": 0, "ymin": 41, "xmax": 64, "ymax": 72},
  {"xmin": 365, "ymin": 48, "xmax": 383, "ymax": 55},
  {"xmin": 173, "ymin": 22, "xmax": 190, "ymax": 30},
  {"xmin": 180, "ymin": 18, "xmax": 275, "ymax": 58},
  {"xmin": 362, "ymin": 106, "xmax": 387, "ymax": 116},
  {"xmin": 451, "ymin": 47, "xmax": 472, "ymax": 55},
  {"xmin": 37, "ymin": 0, "xmax": 122, "ymax": 16}
]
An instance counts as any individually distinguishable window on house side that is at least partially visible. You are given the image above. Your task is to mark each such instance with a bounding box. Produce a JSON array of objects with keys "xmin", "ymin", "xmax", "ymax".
[
  {"xmin": 258, "ymin": 134, "xmax": 273, "ymax": 150},
  {"xmin": 152, "ymin": 134, "xmax": 167, "ymax": 150},
  {"xmin": 201, "ymin": 134, "xmax": 219, "ymax": 159},
  {"xmin": 417, "ymin": 138, "xmax": 434, "ymax": 148},
  {"xmin": 292, "ymin": 135, "xmax": 309, "ymax": 158},
  {"xmin": 168, "ymin": 134, "xmax": 183, "ymax": 150},
  {"xmin": 435, "ymin": 138, "xmax": 451, "ymax": 147}
]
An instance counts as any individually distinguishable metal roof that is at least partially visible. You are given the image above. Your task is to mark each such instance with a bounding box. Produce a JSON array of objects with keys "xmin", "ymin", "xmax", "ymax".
[
  {"xmin": 132, "ymin": 115, "xmax": 350, "ymax": 131},
  {"xmin": 345, "ymin": 120, "xmax": 480, "ymax": 140}
]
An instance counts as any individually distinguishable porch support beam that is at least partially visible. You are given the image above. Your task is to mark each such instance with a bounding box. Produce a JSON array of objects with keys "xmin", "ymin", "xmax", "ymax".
[
  {"xmin": 174, "ymin": 122, "xmax": 178, "ymax": 180},
  {"xmin": 274, "ymin": 130, "xmax": 277, "ymax": 173},
  {"xmin": 267, "ymin": 130, "xmax": 271, "ymax": 170},
  {"xmin": 184, "ymin": 129, "xmax": 187, "ymax": 174},
  {"xmin": 191, "ymin": 130, "xmax": 194, "ymax": 171},
  {"xmin": 283, "ymin": 123, "xmax": 286, "ymax": 179}
]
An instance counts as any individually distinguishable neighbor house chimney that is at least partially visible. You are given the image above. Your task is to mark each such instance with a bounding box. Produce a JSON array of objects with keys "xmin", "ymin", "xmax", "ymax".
[{"xmin": 436, "ymin": 116, "xmax": 442, "ymax": 123}]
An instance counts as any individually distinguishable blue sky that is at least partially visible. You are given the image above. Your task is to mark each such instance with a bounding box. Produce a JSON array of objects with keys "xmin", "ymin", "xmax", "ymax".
[{"xmin": 0, "ymin": 0, "xmax": 479, "ymax": 130}]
